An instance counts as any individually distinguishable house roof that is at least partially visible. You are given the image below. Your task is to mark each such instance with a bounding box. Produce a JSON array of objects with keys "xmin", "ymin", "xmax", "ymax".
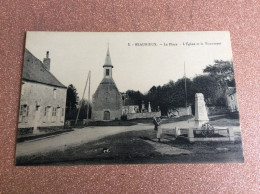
[
  {"xmin": 22, "ymin": 49, "xmax": 67, "ymax": 88},
  {"xmin": 226, "ymin": 87, "xmax": 236, "ymax": 96}
]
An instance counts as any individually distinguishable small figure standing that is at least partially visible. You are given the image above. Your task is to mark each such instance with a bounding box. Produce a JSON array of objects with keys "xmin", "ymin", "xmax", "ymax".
[{"xmin": 153, "ymin": 117, "xmax": 162, "ymax": 142}]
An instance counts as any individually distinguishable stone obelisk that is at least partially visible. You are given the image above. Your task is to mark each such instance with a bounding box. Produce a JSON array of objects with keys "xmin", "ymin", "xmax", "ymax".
[
  {"xmin": 148, "ymin": 102, "xmax": 151, "ymax": 112},
  {"xmin": 195, "ymin": 93, "xmax": 209, "ymax": 128}
]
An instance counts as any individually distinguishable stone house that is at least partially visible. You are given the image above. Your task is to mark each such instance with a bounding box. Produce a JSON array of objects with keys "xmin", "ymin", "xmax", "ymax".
[
  {"xmin": 92, "ymin": 48, "xmax": 122, "ymax": 121},
  {"xmin": 18, "ymin": 49, "xmax": 67, "ymax": 133},
  {"xmin": 226, "ymin": 87, "xmax": 238, "ymax": 112}
]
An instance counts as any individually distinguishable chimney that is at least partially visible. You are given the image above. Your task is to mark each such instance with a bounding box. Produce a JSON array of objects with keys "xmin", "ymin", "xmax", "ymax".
[{"xmin": 43, "ymin": 51, "xmax": 51, "ymax": 71}]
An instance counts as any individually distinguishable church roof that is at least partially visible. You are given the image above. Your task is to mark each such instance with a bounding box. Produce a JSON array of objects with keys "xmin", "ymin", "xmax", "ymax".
[
  {"xmin": 93, "ymin": 77, "xmax": 121, "ymax": 97},
  {"xmin": 22, "ymin": 49, "xmax": 67, "ymax": 88},
  {"xmin": 103, "ymin": 48, "xmax": 113, "ymax": 68},
  {"xmin": 100, "ymin": 77, "xmax": 116, "ymax": 84}
]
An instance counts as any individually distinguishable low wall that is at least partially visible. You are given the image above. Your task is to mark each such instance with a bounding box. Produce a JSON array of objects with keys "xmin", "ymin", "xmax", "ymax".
[
  {"xmin": 168, "ymin": 106, "xmax": 192, "ymax": 117},
  {"xmin": 127, "ymin": 111, "xmax": 161, "ymax": 120},
  {"xmin": 206, "ymin": 106, "xmax": 229, "ymax": 115},
  {"xmin": 176, "ymin": 106, "xmax": 192, "ymax": 116}
]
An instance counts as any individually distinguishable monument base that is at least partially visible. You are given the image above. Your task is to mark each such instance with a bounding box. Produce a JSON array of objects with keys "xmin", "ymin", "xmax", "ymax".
[{"xmin": 194, "ymin": 120, "xmax": 209, "ymax": 129}]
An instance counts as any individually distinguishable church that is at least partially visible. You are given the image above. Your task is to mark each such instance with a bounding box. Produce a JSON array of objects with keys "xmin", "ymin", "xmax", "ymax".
[{"xmin": 91, "ymin": 48, "xmax": 122, "ymax": 121}]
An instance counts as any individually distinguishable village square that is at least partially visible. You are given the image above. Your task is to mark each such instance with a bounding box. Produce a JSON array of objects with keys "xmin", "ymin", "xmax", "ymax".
[{"xmin": 15, "ymin": 32, "xmax": 243, "ymax": 165}]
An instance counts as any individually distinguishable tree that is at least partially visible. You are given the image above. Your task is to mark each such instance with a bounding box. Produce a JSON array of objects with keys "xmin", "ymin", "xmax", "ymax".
[
  {"xmin": 126, "ymin": 90, "xmax": 144, "ymax": 109},
  {"xmin": 192, "ymin": 75, "xmax": 222, "ymax": 105},
  {"xmin": 66, "ymin": 84, "xmax": 79, "ymax": 120},
  {"xmin": 203, "ymin": 60, "xmax": 235, "ymax": 88},
  {"xmin": 173, "ymin": 78, "xmax": 194, "ymax": 108},
  {"xmin": 78, "ymin": 99, "xmax": 92, "ymax": 120}
]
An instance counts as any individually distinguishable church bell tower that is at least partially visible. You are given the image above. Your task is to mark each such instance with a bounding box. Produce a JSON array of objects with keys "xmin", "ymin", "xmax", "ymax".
[{"xmin": 103, "ymin": 47, "xmax": 113, "ymax": 78}]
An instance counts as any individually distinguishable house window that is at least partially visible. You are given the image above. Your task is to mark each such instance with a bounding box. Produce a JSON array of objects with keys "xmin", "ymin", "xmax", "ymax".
[
  {"xmin": 43, "ymin": 107, "xmax": 48, "ymax": 123},
  {"xmin": 19, "ymin": 105, "xmax": 29, "ymax": 116},
  {"xmin": 19, "ymin": 105, "xmax": 29, "ymax": 122},
  {"xmin": 61, "ymin": 108, "xmax": 65, "ymax": 116},
  {"xmin": 44, "ymin": 107, "xmax": 48, "ymax": 116},
  {"xmin": 52, "ymin": 107, "xmax": 57, "ymax": 116},
  {"xmin": 19, "ymin": 105, "xmax": 23, "ymax": 116},
  {"xmin": 21, "ymin": 83, "xmax": 25, "ymax": 95},
  {"xmin": 26, "ymin": 106, "xmax": 29, "ymax": 116},
  {"xmin": 53, "ymin": 88, "xmax": 57, "ymax": 99},
  {"xmin": 106, "ymin": 69, "xmax": 109, "ymax": 76}
]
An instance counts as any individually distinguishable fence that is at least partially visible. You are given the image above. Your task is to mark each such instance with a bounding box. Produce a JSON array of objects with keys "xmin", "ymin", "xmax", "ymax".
[{"xmin": 173, "ymin": 127, "xmax": 234, "ymax": 142}]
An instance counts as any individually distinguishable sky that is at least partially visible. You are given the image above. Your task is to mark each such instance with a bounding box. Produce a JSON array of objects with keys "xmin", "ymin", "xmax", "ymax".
[{"xmin": 25, "ymin": 31, "xmax": 233, "ymax": 100}]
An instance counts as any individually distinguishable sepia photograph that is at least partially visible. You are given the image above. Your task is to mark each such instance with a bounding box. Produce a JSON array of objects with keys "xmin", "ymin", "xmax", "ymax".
[{"xmin": 15, "ymin": 31, "xmax": 244, "ymax": 165}]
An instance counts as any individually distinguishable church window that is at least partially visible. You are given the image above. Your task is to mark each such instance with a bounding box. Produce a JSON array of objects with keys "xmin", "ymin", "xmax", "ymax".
[{"xmin": 106, "ymin": 69, "xmax": 109, "ymax": 76}]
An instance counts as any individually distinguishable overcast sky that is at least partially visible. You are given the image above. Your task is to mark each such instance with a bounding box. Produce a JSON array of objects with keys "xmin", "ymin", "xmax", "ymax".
[{"xmin": 25, "ymin": 31, "xmax": 233, "ymax": 100}]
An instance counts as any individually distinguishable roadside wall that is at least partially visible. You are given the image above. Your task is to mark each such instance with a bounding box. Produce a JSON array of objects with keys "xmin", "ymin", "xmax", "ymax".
[
  {"xmin": 127, "ymin": 111, "xmax": 161, "ymax": 120},
  {"xmin": 206, "ymin": 106, "xmax": 229, "ymax": 115},
  {"xmin": 168, "ymin": 106, "xmax": 192, "ymax": 117}
]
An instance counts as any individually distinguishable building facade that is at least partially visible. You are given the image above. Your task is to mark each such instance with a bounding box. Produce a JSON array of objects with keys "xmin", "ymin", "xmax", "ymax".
[
  {"xmin": 92, "ymin": 48, "xmax": 122, "ymax": 121},
  {"xmin": 18, "ymin": 49, "xmax": 67, "ymax": 133},
  {"xmin": 226, "ymin": 87, "xmax": 238, "ymax": 112}
]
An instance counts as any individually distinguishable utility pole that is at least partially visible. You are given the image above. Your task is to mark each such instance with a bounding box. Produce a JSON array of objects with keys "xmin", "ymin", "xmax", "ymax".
[
  {"xmin": 184, "ymin": 62, "xmax": 188, "ymax": 112},
  {"xmin": 75, "ymin": 71, "xmax": 91, "ymax": 125},
  {"xmin": 86, "ymin": 71, "xmax": 91, "ymax": 120}
]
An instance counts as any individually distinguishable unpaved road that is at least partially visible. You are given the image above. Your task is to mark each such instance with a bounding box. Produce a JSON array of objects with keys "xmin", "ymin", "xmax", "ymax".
[{"xmin": 16, "ymin": 118, "xmax": 241, "ymax": 157}]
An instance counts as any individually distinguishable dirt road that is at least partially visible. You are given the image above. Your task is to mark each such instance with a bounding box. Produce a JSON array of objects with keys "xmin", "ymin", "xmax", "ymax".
[{"xmin": 16, "ymin": 123, "xmax": 153, "ymax": 157}]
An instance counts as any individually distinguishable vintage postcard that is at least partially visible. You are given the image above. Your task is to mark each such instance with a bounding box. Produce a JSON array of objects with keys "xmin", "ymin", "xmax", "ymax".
[{"xmin": 16, "ymin": 32, "xmax": 243, "ymax": 165}]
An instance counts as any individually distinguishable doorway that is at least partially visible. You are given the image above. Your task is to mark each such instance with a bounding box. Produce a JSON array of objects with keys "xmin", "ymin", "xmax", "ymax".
[{"xmin": 103, "ymin": 111, "xmax": 110, "ymax": 120}]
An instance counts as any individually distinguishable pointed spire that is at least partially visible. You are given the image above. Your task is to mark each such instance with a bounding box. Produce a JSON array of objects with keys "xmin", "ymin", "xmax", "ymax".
[{"xmin": 103, "ymin": 46, "xmax": 113, "ymax": 68}]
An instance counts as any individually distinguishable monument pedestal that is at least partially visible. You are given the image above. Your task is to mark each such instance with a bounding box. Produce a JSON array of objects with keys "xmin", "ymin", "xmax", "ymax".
[{"xmin": 194, "ymin": 120, "xmax": 208, "ymax": 129}]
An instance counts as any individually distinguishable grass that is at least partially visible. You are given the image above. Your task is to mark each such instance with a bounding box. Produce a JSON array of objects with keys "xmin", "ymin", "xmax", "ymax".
[
  {"xmin": 208, "ymin": 112, "xmax": 240, "ymax": 127},
  {"xmin": 209, "ymin": 116, "xmax": 240, "ymax": 127}
]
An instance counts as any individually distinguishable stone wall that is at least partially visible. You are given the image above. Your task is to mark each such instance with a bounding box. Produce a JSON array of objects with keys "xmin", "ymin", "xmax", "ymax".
[
  {"xmin": 206, "ymin": 106, "xmax": 229, "ymax": 115},
  {"xmin": 126, "ymin": 111, "xmax": 161, "ymax": 120},
  {"xmin": 18, "ymin": 81, "xmax": 67, "ymax": 129},
  {"xmin": 168, "ymin": 106, "xmax": 192, "ymax": 117},
  {"xmin": 122, "ymin": 105, "xmax": 139, "ymax": 115},
  {"xmin": 92, "ymin": 109, "xmax": 122, "ymax": 121}
]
